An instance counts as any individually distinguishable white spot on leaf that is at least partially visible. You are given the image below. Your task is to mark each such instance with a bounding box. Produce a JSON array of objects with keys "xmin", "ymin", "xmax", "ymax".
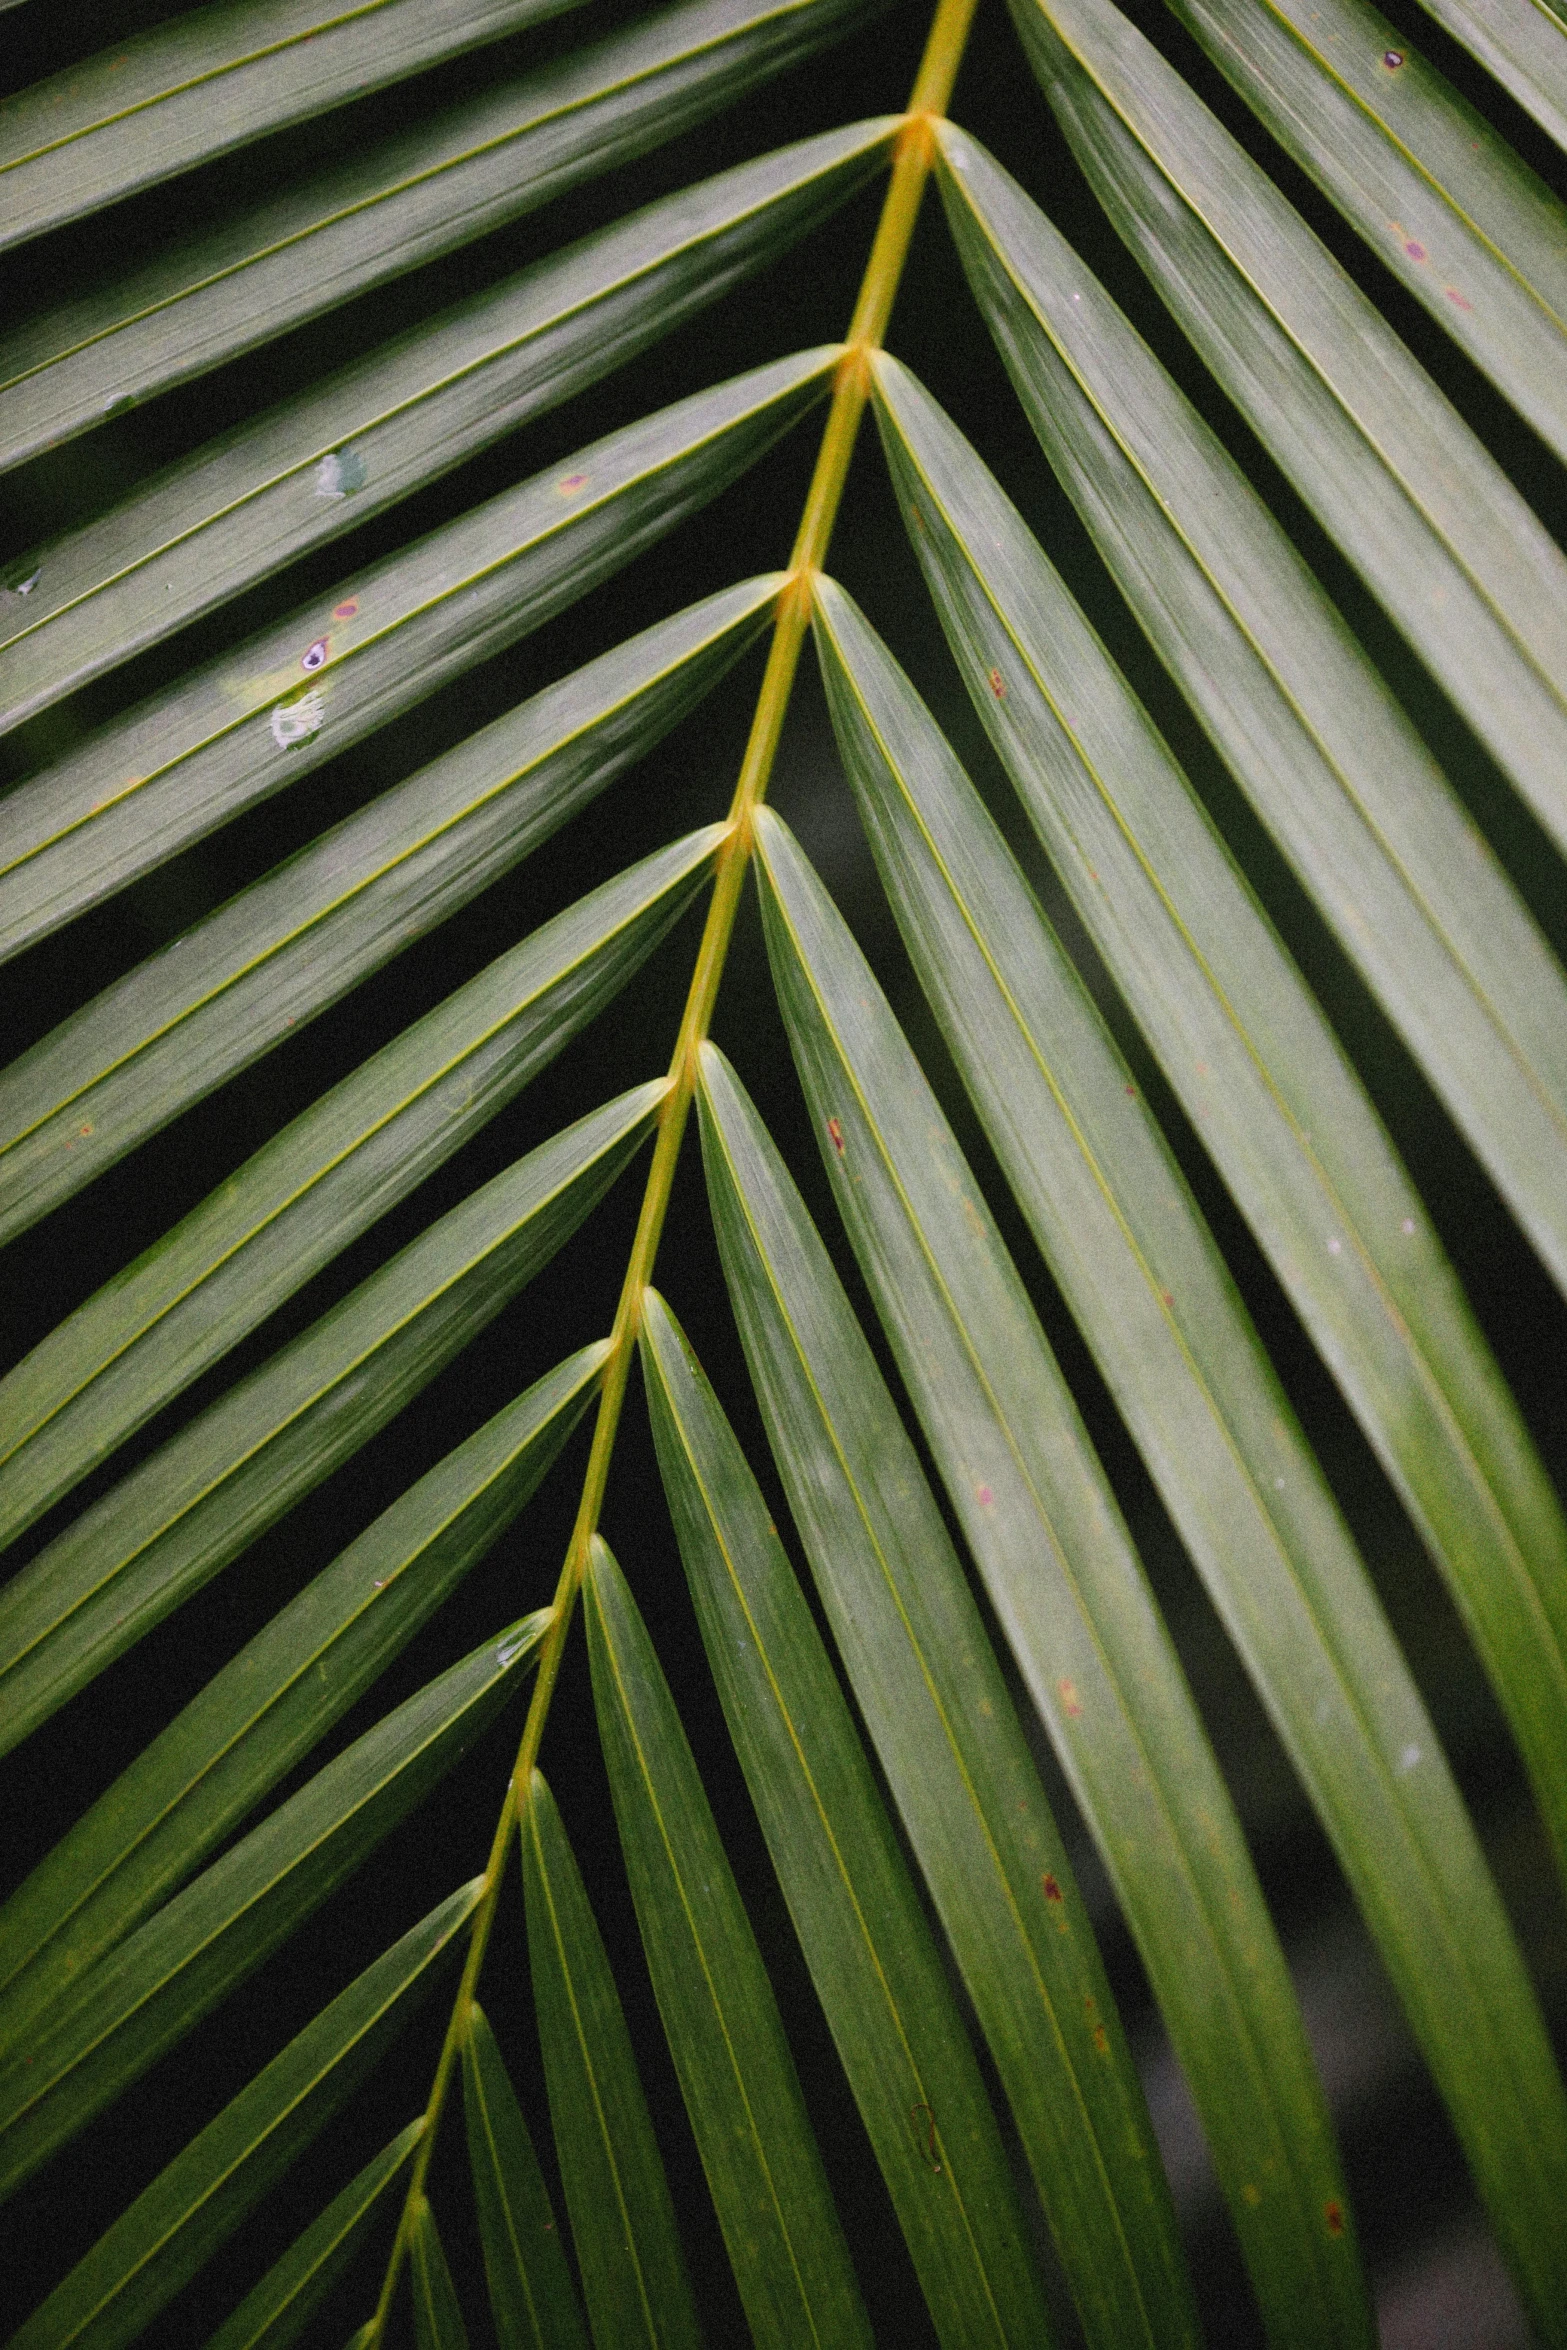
[
  {"xmin": 315, "ymin": 447, "xmax": 366, "ymax": 499},
  {"xmin": 270, "ymin": 688, "xmax": 326, "ymax": 750}
]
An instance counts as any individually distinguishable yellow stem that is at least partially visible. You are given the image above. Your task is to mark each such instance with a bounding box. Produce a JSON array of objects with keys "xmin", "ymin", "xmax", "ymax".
[{"xmin": 366, "ymin": 1, "xmax": 976, "ymax": 2330}]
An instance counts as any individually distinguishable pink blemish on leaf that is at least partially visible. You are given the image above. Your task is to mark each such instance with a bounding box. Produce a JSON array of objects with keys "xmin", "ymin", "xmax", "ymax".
[
  {"xmin": 1161, "ymin": 1290, "xmax": 1175, "ymax": 1308},
  {"xmin": 556, "ymin": 471, "xmax": 589, "ymax": 497},
  {"xmin": 1404, "ymin": 239, "xmax": 1427, "ymax": 262},
  {"xmin": 1059, "ymin": 1678, "xmax": 1084, "ymax": 1718},
  {"xmin": 1382, "ymin": 47, "xmax": 1404, "ymax": 66},
  {"xmin": 1124, "ymin": 1082, "xmax": 1137, "ymax": 1098},
  {"xmin": 1444, "ymin": 286, "xmax": 1473, "ymax": 311},
  {"xmin": 1325, "ymin": 2200, "xmax": 1346, "ymax": 2236},
  {"xmin": 1042, "ymin": 1873, "xmax": 1063, "ymax": 1903},
  {"xmin": 826, "ymin": 1117, "xmax": 845, "ymax": 1154},
  {"xmin": 976, "ymin": 1483, "xmax": 994, "ymax": 1507},
  {"xmin": 987, "ymin": 667, "xmax": 1007, "ymax": 699},
  {"xmin": 301, "ymin": 637, "xmax": 329, "ymax": 673},
  {"xmin": 333, "ymin": 598, "xmax": 359, "ymax": 619}
]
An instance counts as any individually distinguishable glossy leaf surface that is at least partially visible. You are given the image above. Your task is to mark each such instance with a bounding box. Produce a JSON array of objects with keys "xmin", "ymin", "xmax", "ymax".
[
  {"xmin": 873, "ymin": 352, "xmax": 1567, "ymax": 1901},
  {"xmin": 809, "ymin": 579, "xmax": 1567, "ymax": 2336},
  {"xmin": 521, "ymin": 1769, "xmax": 702, "ymax": 2350},
  {"xmin": 0, "ymin": 1088, "xmax": 657, "ymax": 1751},
  {"xmin": 9, "ymin": 1890, "xmax": 472, "ymax": 2350},
  {"xmin": 1411, "ymin": 0, "xmax": 1567, "ymax": 150},
  {"xmin": 585, "ymin": 1534, "xmax": 873, "ymax": 2350},
  {"xmin": 0, "ymin": 335, "xmax": 835, "ymax": 741},
  {"xmin": 745, "ymin": 817, "xmax": 1370, "ymax": 2346},
  {"xmin": 1009, "ymin": 0, "xmax": 1567, "ymax": 855},
  {"xmin": 461, "ymin": 2001, "xmax": 588, "ymax": 2350},
  {"xmin": 0, "ymin": 831, "xmax": 709, "ymax": 1527},
  {"xmin": 641, "ymin": 1286, "xmax": 1195, "ymax": 2350},
  {"xmin": 0, "ymin": 583, "xmax": 772, "ymax": 1215},
  {"xmin": 205, "ymin": 2123, "xmax": 424, "ymax": 2350},
  {"xmin": 1163, "ymin": 0, "xmax": 1567, "ymax": 452},
  {"xmin": 937, "ymin": 125, "xmax": 1567, "ymax": 1300},
  {"xmin": 0, "ymin": 1353, "xmax": 592, "ymax": 2046},
  {"xmin": 0, "ymin": 1625, "xmax": 535, "ymax": 2197},
  {"xmin": 0, "ymin": 116, "xmax": 885, "ymax": 490},
  {"xmin": 0, "ymin": 126, "xmax": 885, "ymax": 693},
  {"xmin": 0, "ymin": 350, "xmax": 831, "ymax": 953},
  {"xmin": 0, "ymin": 0, "xmax": 877, "ymax": 401},
  {"xmin": 0, "ymin": 104, "xmax": 884, "ymax": 479},
  {"xmin": 0, "ymin": 0, "xmax": 580, "ymax": 248},
  {"xmin": 700, "ymin": 1040, "xmax": 1211, "ymax": 2348}
]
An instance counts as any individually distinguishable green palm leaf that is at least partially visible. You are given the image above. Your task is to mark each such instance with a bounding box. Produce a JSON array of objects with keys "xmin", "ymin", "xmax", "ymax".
[
  {"xmin": 0, "ymin": 1086, "xmax": 656, "ymax": 1748},
  {"xmin": 0, "ymin": 124, "xmax": 886, "ymax": 713},
  {"xmin": 9, "ymin": 1890, "xmax": 472, "ymax": 2350},
  {"xmin": 937, "ymin": 127, "xmax": 1567, "ymax": 1298},
  {"xmin": 0, "ymin": 1350, "xmax": 592, "ymax": 2043},
  {"xmin": 640, "ymin": 1285, "xmax": 1196, "ymax": 2350},
  {"xmin": 1165, "ymin": 0, "xmax": 1567, "ymax": 453},
  {"xmin": 460, "ymin": 2001, "xmax": 588, "ymax": 2350},
  {"xmin": 1009, "ymin": 0, "xmax": 1567, "ymax": 856},
  {"xmin": 0, "ymin": 344, "xmax": 838, "ymax": 745},
  {"xmin": 0, "ymin": 832, "xmax": 706, "ymax": 1509},
  {"xmin": 699, "ymin": 1037, "xmax": 1301, "ymax": 2343},
  {"xmin": 0, "ymin": 352, "xmax": 830, "ymax": 954},
  {"xmin": 0, "ymin": 589, "xmax": 771, "ymax": 1219},
  {"xmin": 584, "ymin": 1532, "xmax": 873, "ymax": 2350},
  {"xmin": 206, "ymin": 2123, "xmax": 425, "ymax": 2350},
  {"xmin": 0, "ymin": 0, "xmax": 877, "ymax": 405},
  {"xmin": 0, "ymin": 0, "xmax": 582, "ymax": 247},
  {"xmin": 409, "ymin": 2199, "xmax": 471, "ymax": 2349},
  {"xmin": 521, "ymin": 1767, "xmax": 703, "ymax": 2350},
  {"xmin": 740, "ymin": 822, "xmax": 1369, "ymax": 2345},
  {"xmin": 1411, "ymin": 0, "xmax": 1567, "ymax": 149},
  {"xmin": 0, "ymin": 1625, "xmax": 538, "ymax": 2197},
  {"xmin": 797, "ymin": 597, "xmax": 1567, "ymax": 2332},
  {"xmin": 0, "ymin": 114, "xmax": 883, "ymax": 478},
  {"xmin": 871, "ymin": 352, "xmax": 1567, "ymax": 1898},
  {"xmin": 6, "ymin": 0, "xmax": 1565, "ymax": 2336}
]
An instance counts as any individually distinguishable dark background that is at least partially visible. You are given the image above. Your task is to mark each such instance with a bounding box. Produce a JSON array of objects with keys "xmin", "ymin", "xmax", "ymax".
[{"xmin": 4, "ymin": 0, "xmax": 1566, "ymax": 2341}]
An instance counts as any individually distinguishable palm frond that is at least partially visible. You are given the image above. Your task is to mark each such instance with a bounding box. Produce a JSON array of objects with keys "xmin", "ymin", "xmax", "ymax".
[{"xmin": 4, "ymin": 0, "xmax": 1565, "ymax": 2341}]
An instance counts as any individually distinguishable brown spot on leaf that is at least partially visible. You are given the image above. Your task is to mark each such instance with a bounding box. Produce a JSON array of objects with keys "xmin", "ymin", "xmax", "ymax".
[
  {"xmin": 1059, "ymin": 1677, "xmax": 1084, "ymax": 1718},
  {"xmin": 912, "ymin": 2103, "xmax": 942, "ymax": 2173},
  {"xmin": 987, "ymin": 667, "xmax": 1007, "ymax": 700},
  {"xmin": 1325, "ymin": 2200, "xmax": 1345, "ymax": 2236},
  {"xmin": 826, "ymin": 1117, "xmax": 845, "ymax": 1154},
  {"xmin": 1042, "ymin": 1873, "xmax": 1063, "ymax": 1903}
]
